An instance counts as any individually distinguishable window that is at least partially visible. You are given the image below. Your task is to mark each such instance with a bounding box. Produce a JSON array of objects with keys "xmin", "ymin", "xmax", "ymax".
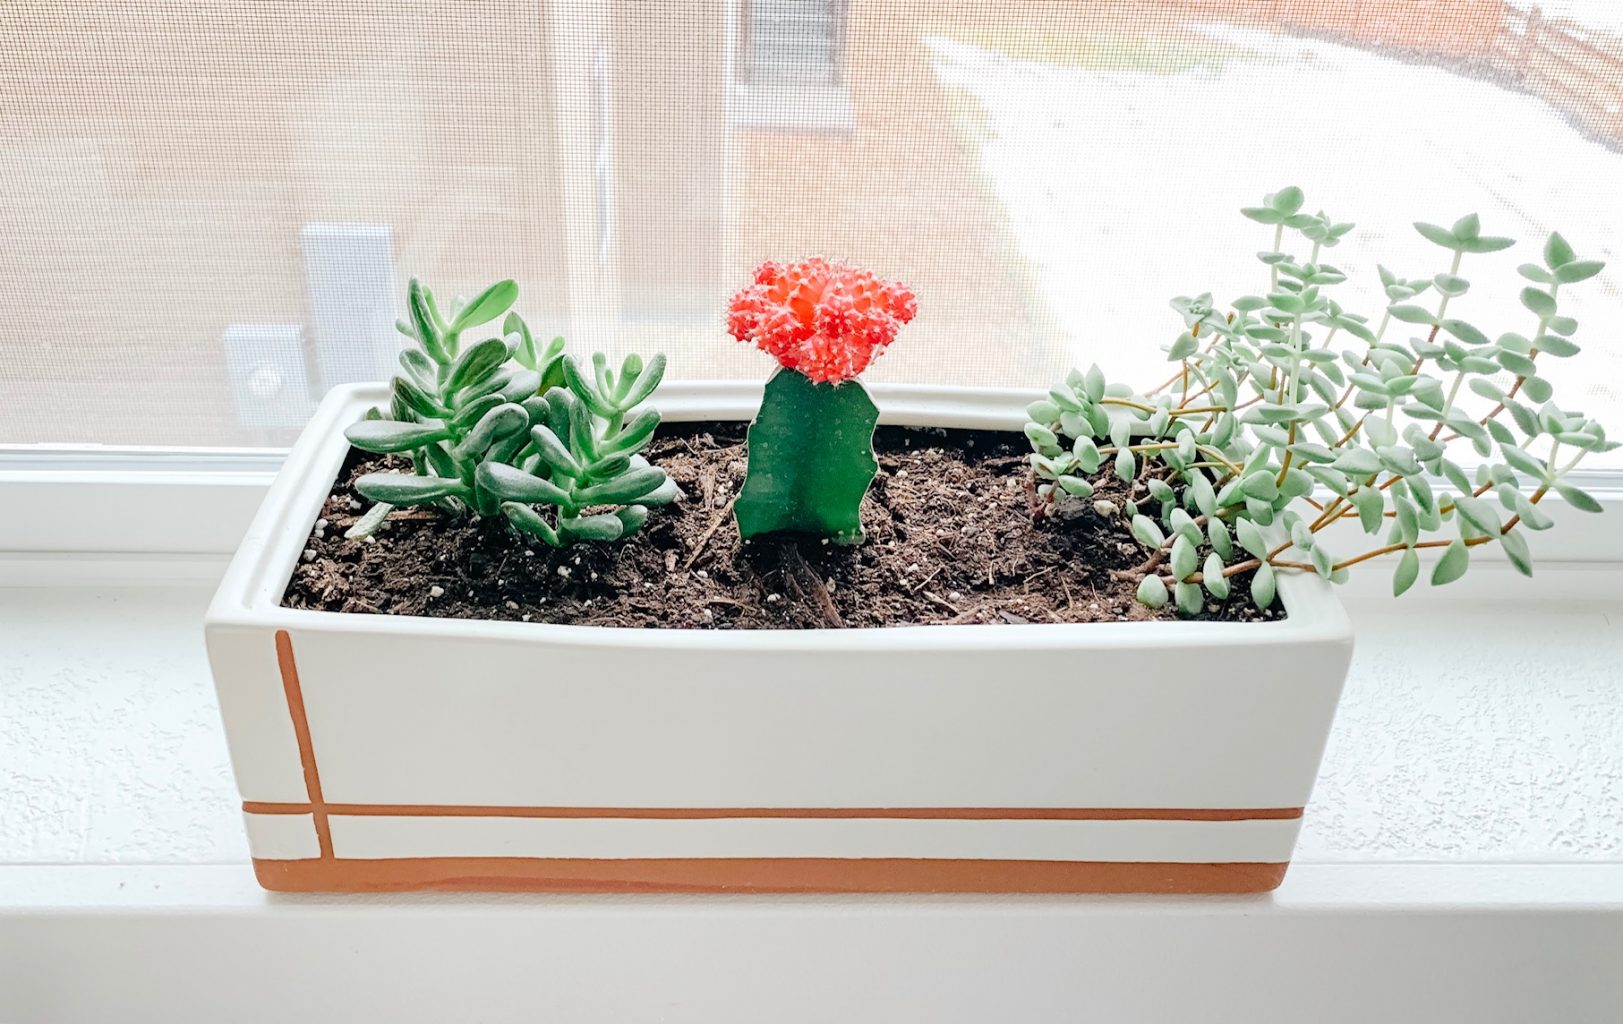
[
  {"xmin": 2, "ymin": 1, "xmax": 1620, "ymax": 468},
  {"xmin": 729, "ymin": 0, "xmax": 854, "ymax": 133},
  {"xmin": 741, "ymin": 0, "xmax": 846, "ymax": 85}
]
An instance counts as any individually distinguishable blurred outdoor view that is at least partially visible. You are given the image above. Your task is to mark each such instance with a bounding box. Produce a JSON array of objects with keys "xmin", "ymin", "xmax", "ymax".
[{"xmin": 1, "ymin": 0, "xmax": 1620, "ymax": 456}]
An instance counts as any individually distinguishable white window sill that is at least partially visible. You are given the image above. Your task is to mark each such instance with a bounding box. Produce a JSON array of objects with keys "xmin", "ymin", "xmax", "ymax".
[
  {"xmin": 0, "ymin": 862, "xmax": 1616, "ymax": 1021},
  {"xmin": 2, "ymin": 446, "xmax": 1620, "ymax": 1016},
  {"xmin": 1, "ymin": 577, "xmax": 1620, "ymax": 1019}
]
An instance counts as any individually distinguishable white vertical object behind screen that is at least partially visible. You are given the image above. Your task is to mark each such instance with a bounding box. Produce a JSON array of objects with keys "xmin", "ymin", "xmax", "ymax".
[{"xmin": 301, "ymin": 223, "xmax": 399, "ymax": 394}]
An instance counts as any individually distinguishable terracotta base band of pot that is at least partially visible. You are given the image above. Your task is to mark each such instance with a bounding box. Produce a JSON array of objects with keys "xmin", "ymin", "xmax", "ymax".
[{"xmin": 252, "ymin": 856, "xmax": 1289, "ymax": 894}]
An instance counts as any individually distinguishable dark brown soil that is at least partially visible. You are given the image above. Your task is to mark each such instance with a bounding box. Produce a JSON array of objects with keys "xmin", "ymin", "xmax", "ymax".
[{"xmin": 282, "ymin": 424, "xmax": 1283, "ymax": 628}]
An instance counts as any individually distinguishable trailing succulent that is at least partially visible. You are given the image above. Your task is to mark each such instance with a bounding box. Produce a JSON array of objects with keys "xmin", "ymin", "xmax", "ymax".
[
  {"xmin": 343, "ymin": 276, "xmax": 676, "ymax": 545},
  {"xmin": 1026, "ymin": 187, "xmax": 1614, "ymax": 614}
]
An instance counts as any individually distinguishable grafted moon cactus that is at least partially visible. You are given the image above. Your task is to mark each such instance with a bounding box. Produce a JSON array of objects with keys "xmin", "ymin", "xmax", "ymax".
[{"xmin": 726, "ymin": 259, "xmax": 918, "ymax": 544}]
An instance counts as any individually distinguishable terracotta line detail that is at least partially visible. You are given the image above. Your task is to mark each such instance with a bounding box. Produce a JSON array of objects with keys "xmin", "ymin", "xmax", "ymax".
[
  {"xmin": 273, "ymin": 630, "xmax": 333, "ymax": 859},
  {"xmin": 251, "ymin": 856, "xmax": 1290, "ymax": 895},
  {"xmin": 242, "ymin": 801, "xmax": 1302, "ymax": 822}
]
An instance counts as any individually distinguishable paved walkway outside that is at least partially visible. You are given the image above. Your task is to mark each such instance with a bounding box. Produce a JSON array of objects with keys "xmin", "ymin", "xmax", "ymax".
[{"xmin": 929, "ymin": 23, "xmax": 1623, "ymax": 466}]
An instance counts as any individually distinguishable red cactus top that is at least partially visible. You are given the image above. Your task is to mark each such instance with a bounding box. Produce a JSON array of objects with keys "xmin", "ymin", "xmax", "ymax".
[{"xmin": 726, "ymin": 258, "xmax": 918, "ymax": 384}]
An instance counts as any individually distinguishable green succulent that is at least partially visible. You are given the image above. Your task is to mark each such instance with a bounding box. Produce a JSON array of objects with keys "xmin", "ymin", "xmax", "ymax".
[
  {"xmin": 342, "ymin": 276, "xmax": 674, "ymax": 546},
  {"xmin": 501, "ymin": 307, "xmax": 567, "ymax": 393},
  {"xmin": 481, "ymin": 353, "xmax": 681, "ymax": 546},
  {"xmin": 1028, "ymin": 187, "xmax": 1614, "ymax": 614},
  {"xmin": 344, "ymin": 277, "xmax": 534, "ymax": 535}
]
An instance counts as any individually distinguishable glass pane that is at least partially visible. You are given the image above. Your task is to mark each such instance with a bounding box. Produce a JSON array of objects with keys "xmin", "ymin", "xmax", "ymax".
[{"xmin": 1, "ymin": 0, "xmax": 1619, "ymax": 461}]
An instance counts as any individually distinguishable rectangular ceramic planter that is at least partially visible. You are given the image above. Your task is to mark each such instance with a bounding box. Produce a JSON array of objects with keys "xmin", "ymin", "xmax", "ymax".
[{"xmin": 206, "ymin": 382, "xmax": 1354, "ymax": 894}]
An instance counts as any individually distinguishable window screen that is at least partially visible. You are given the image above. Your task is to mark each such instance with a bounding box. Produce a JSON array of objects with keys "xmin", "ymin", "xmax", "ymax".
[{"xmin": 1, "ymin": 1, "xmax": 1619, "ymax": 456}]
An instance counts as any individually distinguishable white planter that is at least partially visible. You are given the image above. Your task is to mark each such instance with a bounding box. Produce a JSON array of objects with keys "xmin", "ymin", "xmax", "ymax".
[{"xmin": 205, "ymin": 382, "xmax": 1353, "ymax": 894}]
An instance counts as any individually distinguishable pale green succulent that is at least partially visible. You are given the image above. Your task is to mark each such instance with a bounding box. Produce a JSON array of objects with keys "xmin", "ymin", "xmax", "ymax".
[
  {"xmin": 1027, "ymin": 187, "xmax": 1613, "ymax": 615},
  {"xmin": 480, "ymin": 353, "xmax": 681, "ymax": 546},
  {"xmin": 342, "ymin": 276, "xmax": 673, "ymax": 546}
]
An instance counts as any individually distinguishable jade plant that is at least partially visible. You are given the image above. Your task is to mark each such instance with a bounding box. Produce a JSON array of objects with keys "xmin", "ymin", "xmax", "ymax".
[
  {"xmin": 726, "ymin": 258, "xmax": 918, "ymax": 543},
  {"xmin": 343, "ymin": 276, "xmax": 675, "ymax": 545},
  {"xmin": 1026, "ymin": 187, "xmax": 1613, "ymax": 614}
]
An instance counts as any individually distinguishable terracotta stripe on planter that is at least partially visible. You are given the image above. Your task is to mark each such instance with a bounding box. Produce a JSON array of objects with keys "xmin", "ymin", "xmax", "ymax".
[
  {"xmin": 242, "ymin": 802, "xmax": 1301, "ymax": 821},
  {"xmin": 251, "ymin": 856, "xmax": 1289, "ymax": 894},
  {"xmin": 258, "ymin": 631, "xmax": 1295, "ymax": 895},
  {"xmin": 274, "ymin": 630, "xmax": 332, "ymax": 859}
]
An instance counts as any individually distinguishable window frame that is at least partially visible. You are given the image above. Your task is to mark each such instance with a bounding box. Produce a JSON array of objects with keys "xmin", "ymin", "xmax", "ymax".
[{"xmin": 4, "ymin": 436, "xmax": 1621, "ymax": 595}]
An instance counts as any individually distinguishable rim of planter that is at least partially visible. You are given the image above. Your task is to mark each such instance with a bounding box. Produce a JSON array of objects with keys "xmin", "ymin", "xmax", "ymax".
[{"xmin": 207, "ymin": 381, "xmax": 1352, "ymax": 653}]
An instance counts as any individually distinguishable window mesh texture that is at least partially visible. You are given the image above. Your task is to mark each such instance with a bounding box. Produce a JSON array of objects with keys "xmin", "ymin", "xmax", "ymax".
[{"xmin": 1, "ymin": 1, "xmax": 1619, "ymax": 447}]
